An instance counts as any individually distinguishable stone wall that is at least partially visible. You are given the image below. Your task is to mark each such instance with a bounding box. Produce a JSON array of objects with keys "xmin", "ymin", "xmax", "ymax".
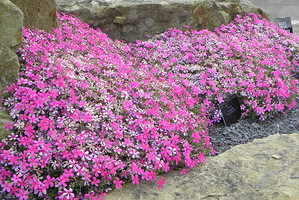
[{"xmin": 10, "ymin": 0, "xmax": 58, "ymax": 32}]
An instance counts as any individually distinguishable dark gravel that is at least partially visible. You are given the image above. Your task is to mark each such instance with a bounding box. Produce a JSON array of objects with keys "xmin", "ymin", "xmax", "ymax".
[{"xmin": 208, "ymin": 95, "xmax": 299, "ymax": 156}]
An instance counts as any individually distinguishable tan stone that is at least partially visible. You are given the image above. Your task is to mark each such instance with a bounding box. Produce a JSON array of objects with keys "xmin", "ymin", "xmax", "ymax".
[
  {"xmin": 0, "ymin": 109, "xmax": 13, "ymax": 141},
  {"xmin": 105, "ymin": 133, "xmax": 299, "ymax": 200},
  {"xmin": 0, "ymin": 0, "xmax": 23, "ymax": 52},
  {"xmin": 10, "ymin": 0, "xmax": 58, "ymax": 32},
  {"xmin": 0, "ymin": 0, "xmax": 22, "ymax": 95},
  {"xmin": 0, "ymin": 0, "xmax": 21, "ymax": 141},
  {"xmin": 0, "ymin": 43, "xmax": 20, "ymax": 96}
]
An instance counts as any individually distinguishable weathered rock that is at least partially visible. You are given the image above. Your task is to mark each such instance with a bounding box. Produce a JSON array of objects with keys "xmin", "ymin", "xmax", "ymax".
[
  {"xmin": 0, "ymin": 110, "xmax": 13, "ymax": 141},
  {"xmin": 56, "ymin": 0, "xmax": 200, "ymax": 42},
  {"xmin": 56, "ymin": 0, "xmax": 269, "ymax": 42},
  {"xmin": 105, "ymin": 133, "xmax": 299, "ymax": 200},
  {"xmin": 10, "ymin": 0, "xmax": 58, "ymax": 32},
  {"xmin": 0, "ymin": 43, "xmax": 20, "ymax": 96},
  {"xmin": 192, "ymin": 0, "xmax": 270, "ymax": 31},
  {"xmin": 0, "ymin": 0, "xmax": 22, "ymax": 140},
  {"xmin": 0, "ymin": 0, "xmax": 23, "ymax": 95},
  {"xmin": 0, "ymin": 0, "xmax": 23, "ymax": 52}
]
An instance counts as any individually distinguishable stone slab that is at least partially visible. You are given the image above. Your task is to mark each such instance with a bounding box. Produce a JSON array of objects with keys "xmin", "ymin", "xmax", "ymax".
[{"xmin": 105, "ymin": 133, "xmax": 299, "ymax": 200}]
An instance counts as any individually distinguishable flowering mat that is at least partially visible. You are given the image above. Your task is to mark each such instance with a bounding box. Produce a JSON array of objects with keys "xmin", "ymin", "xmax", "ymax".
[{"xmin": 0, "ymin": 12, "xmax": 298, "ymax": 200}]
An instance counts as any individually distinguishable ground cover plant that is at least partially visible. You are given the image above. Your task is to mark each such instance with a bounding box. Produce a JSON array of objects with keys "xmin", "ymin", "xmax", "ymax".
[
  {"xmin": 0, "ymin": 12, "xmax": 298, "ymax": 200},
  {"xmin": 132, "ymin": 13, "xmax": 299, "ymax": 121},
  {"xmin": 0, "ymin": 12, "xmax": 213, "ymax": 199}
]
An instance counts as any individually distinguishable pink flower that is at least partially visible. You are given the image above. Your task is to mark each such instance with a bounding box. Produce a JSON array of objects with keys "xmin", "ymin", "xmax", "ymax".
[
  {"xmin": 43, "ymin": 175, "xmax": 55, "ymax": 188},
  {"xmin": 15, "ymin": 189, "xmax": 29, "ymax": 200},
  {"xmin": 113, "ymin": 177, "xmax": 123, "ymax": 189},
  {"xmin": 180, "ymin": 168, "xmax": 188, "ymax": 175},
  {"xmin": 132, "ymin": 174, "xmax": 139, "ymax": 185},
  {"xmin": 3, "ymin": 122, "xmax": 13, "ymax": 131},
  {"xmin": 192, "ymin": 131, "xmax": 202, "ymax": 144},
  {"xmin": 198, "ymin": 152, "xmax": 205, "ymax": 164},
  {"xmin": 157, "ymin": 177, "xmax": 165, "ymax": 189}
]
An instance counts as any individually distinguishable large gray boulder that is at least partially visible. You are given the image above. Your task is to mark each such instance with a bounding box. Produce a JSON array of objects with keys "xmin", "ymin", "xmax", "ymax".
[
  {"xmin": 0, "ymin": 0, "xmax": 23, "ymax": 140},
  {"xmin": 106, "ymin": 133, "xmax": 299, "ymax": 199},
  {"xmin": 10, "ymin": 0, "xmax": 58, "ymax": 33},
  {"xmin": 56, "ymin": 0, "xmax": 200, "ymax": 42},
  {"xmin": 56, "ymin": 0, "xmax": 269, "ymax": 42}
]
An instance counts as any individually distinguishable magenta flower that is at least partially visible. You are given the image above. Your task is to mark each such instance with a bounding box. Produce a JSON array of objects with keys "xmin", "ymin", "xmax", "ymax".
[
  {"xmin": 113, "ymin": 177, "xmax": 123, "ymax": 189},
  {"xmin": 132, "ymin": 174, "xmax": 139, "ymax": 185},
  {"xmin": 180, "ymin": 168, "xmax": 188, "ymax": 175},
  {"xmin": 157, "ymin": 177, "xmax": 165, "ymax": 189},
  {"xmin": 3, "ymin": 122, "xmax": 13, "ymax": 131}
]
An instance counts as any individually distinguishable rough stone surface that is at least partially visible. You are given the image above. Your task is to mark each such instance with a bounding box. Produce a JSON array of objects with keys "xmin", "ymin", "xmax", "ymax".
[
  {"xmin": 56, "ymin": 0, "xmax": 269, "ymax": 42},
  {"xmin": 56, "ymin": 0, "xmax": 199, "ymax": 42},
  {"xmin": 0, "ymin": 43, "xmax": 20, "ymax": 97},
  {"xmin": 10, "ymin": 0, "xmax": 58, "ymax": 32},
  {"xmin": 0, "ymin": 0, "xmax": 22, "ymax": 142},
  {"xmin": 0, "ymin": 0, "xmax": 23, "ymax": 52},
  {"xmin": 192, "ymin": 0, "xmax": 270, "ymax": 31},
  {"xmin": 105, "ymin": 133, "xmax": 299, "ymax": 200},
  {"xmin": 0, "ymin": 0, "xmax": 23, "ymax": 95},
  {"xmin": 0, "ymin": 110, "xmax": 13, "ymax": 141}
]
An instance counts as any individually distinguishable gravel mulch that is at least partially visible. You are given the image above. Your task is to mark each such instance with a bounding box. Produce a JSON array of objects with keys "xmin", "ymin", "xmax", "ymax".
[{"xmin": 208, "ymin": 95, "xmax": 299, "ymax": 156}]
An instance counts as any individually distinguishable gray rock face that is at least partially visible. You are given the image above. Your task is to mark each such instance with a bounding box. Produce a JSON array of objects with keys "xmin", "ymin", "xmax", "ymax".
[
  {"xmin": 10, "ymin": 0, "xmax": 58, "ymax": 33},
  {"xmin": 0, "ymin": 0, "xmax": 23, "ymax": 140},
  {"xmin": 56, "ymin": 0, "xmax": 269, "ymax": 42},
  {"xmin": 105, "ymin": 133, "xmax": 299, "ymax": 200},
  {"xmin": 56, "ymin": 0, "xmax": 199, "ymax": 42}
]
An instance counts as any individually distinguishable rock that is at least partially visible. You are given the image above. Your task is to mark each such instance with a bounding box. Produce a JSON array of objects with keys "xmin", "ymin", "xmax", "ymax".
[
  {"xmin": 192, "ymin": 0, "xmax": 270, "ymax": 31},
  {"xmin": 56, "ymin": 0, "xmax": 200, "ymax": 42},
  {"xmin": 0, "ymin": 0, "xmax": 22, "ymax": 140},
  {"xmin": 0, "ymin": 110, "xmax": 14, "ymax": 141},
  {"xmin": 0, "ymin": 0, "xmax": 23, "ymax": 52},
  {"xmin": 10, "ymin": 0, "xmax": 58, "ymax": 32},
  {"xmin": 0, "ymin": 0, "xmax": 23, "ymax": 95},
  {"xmin": 105, "ymin": 133, "xmax": 299, "ymax": 200},
  {"xmin": 0, "ymin": 43, "xmax": 20, "ymax": 97},
  {"xmin": 56, "ymin": 0, "xmax": 269, "ymax": 42}
]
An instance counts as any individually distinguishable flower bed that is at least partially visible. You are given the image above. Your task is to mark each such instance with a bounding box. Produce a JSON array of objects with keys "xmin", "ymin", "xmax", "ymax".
[{"xmin": 0, "ymin": 12, "xmax": 298, "ymax": 200}]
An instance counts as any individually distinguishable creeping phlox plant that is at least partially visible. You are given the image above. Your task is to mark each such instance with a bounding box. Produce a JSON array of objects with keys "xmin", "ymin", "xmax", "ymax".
[
  {"xmin": 132, "ymin": 13, "xmax": 299, "ymax": 121},
  {"xmin": 0, "ymin": 12, "xmax": 298, "ymax": 200},
  {"xmin": 0, "ymin": 12, "xmax": 213, "ymax": 199}
]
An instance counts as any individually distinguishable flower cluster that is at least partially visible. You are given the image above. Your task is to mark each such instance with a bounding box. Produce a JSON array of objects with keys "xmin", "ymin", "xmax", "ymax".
[
  {"xmin": 0, "ymin": 12, "xmax": 213, "ymax": 199},
  {"xmin": 0, "ymin": 12, "xmax": 298, "ymax": 200},
  {"xmin": 131, "ymin": 14, "xmax": 299, "ymax": 121}
]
